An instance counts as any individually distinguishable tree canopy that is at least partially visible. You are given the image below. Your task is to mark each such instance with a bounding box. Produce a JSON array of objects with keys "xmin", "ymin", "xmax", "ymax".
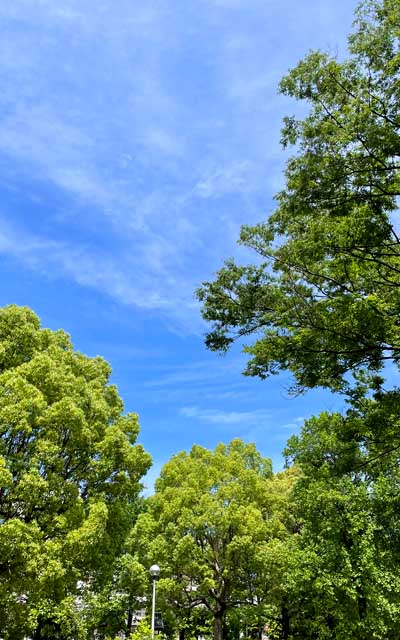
[
  {"xmin": 132, "ymin": 440, "xmax": 298, "ymax": 640},
  {"xmin": 0, "ymin": 305, "xmax": 151, "ymax": 639},
  {"xmin": 281, "ymin": 392, "xmax": 400, "ymax": 639},
  {"xmin": 198, "ymin": 0, "xmax": 400, "ymax": 393},
  {"xmin": 1, "ymin": 2, "xmax": 399, "ymax": 639},
  {"xmin": 196, "ymin": 3, "xmax": 400, "ymax": 636}
]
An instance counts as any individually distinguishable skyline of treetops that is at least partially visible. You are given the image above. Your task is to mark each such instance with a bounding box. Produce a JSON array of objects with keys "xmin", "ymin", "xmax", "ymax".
[{"xmin": 0, "ymin": 0, "xmax": 399, "ymax": 638}]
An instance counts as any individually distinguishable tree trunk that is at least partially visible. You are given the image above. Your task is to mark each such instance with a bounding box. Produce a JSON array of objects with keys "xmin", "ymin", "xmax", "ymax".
[
  {"xmin": 126, "ymin": 609, "xmax": 133, "ymax": 637},
  {"xmin": 213, "ymin": 610, "xmax": 227, "ymax": 640},
  {"xmin": 281, "ymin": 602, "xmax": 290, "ymax": 640},
  {"xmin": 33, "ymin": 619, "xmax": 62, "ymax": 640}
]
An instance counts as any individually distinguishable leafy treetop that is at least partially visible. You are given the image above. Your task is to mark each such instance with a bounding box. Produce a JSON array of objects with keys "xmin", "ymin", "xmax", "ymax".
[
  {"xmin": 198, "ymin": 0, "xmax": 400, "ymax": 393},
  {"xmin": 0, "ymin": 305, "xmax": 151, "ymax": 640}
]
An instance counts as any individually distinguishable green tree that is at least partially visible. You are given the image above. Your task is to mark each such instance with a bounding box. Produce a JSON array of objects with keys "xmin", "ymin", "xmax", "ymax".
[
  {"xmin": 198, "ymin": 0, "xmax": 400, "ymax": 394},
  {"xmin": 80, "ymin": 552, "xmax": 148, "ymax": 639},
  {"xmin": 196, "ymin": 3, "xmax": 400, "ymax": 636},
  {"xmin": 0, "ymin": 305, "xmax": 151, "ymax": 639},
  {"xmin": 281, "ymin": 393, "xmax": 400, "ymax": 639},
  {"xmin": 132, "ymin": 440, "xmax": 297, "ymax": 640}
]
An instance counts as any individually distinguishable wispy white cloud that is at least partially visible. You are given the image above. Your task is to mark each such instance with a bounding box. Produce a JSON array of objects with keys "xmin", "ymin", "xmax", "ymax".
[
  {"xmin": 280, "ymin": 416, "xmax": 305, "ymax": 430},
  {"xmin": 180, "ymin": 405, "xmax": 273, "ymax": 426},
  {"xmin": 195, "ymin": 160, "xmax": 262, "ymax": 199},
  {"xmin": 143, "ymin": 358, "xmax": 242, "ymax": 388},
  {"xmin": 0, "ymin": 0, "xmax": 358, "ymax": 331},
  {"xmin": 0, "ymin": 216, "xmax": 203, "ymax": 331}
]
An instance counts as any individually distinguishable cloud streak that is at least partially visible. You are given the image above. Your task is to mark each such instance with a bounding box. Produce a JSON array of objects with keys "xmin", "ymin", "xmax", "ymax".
[
  {"xmin": 180, "ymin": 405, "xmax": 273, "ymax": 426},
  {"xmin": 0, "ymin": 0, "xmax": 358, "ymax": 331}
]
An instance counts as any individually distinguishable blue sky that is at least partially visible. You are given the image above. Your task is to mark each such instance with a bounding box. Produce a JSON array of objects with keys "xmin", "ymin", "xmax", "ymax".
[{"xmin": 0, "ymin": 0, "xmax": 359, "ymax": 488}]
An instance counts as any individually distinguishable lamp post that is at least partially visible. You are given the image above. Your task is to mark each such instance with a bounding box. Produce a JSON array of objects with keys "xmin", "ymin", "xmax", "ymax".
[{"xmin": 149, "ymin": 564, "xmax": 160, "ymax": 639}]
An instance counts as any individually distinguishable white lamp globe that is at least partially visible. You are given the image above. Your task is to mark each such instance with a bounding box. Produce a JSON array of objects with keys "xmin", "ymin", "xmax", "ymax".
[{"xmin": 149, "ymin": 564, "xmax": 160, "ymax": 578}]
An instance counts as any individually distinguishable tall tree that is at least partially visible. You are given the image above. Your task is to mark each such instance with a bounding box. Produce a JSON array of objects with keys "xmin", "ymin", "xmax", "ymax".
[
  {"xmin": 132, "ymin": 440, "xmax": 297, "ymax": 640},
  {"xmin": 196, "ymin": 3, "xmax": 400, "ymax": 636},
  {"xmin": 198, "ymin": 0, "xmax": 400, "ymax": 393},
  {"xmin": 280, "ymin": 391, "xmax": 400, "ymax": 639},
  {"xmin": 0, "ymin": 305, "xmax": 151, "ymax": 639}
]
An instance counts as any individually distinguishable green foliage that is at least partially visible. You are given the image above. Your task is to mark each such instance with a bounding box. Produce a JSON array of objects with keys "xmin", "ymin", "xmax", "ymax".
[
  {"xmin": 197, "ymin": 0, "xmax": 400, "ymax": 393},
  {"xmin": 132, "ymin": 440, "xmax": 297, "ymax": 640},
  {"xmin": 197, "ymin": 3, "xmax": 400, "ymax": 637},
  {"xmin": 107, "ymin": 621, "xmax": 166, "ymax": 640},
  {"xmin": 82, "ymin": 553, "xmax": 149, "ymax": 639},
  {"xmin": 0, "ymin": 305, "xmax": 151, "ymax": 639},
  {"xmin": 281, "ymin": 391, "xmax": 400, "ymax": 638},
  {"xmin": 127, "ymin": 621, "xmax": 153, "ymax": 640}
]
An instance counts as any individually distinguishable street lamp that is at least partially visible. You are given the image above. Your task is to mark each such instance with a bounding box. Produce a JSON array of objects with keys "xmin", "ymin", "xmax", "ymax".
[{"xmin": 149, "ymin": 564, "xmax": 160, "ymax": 639}]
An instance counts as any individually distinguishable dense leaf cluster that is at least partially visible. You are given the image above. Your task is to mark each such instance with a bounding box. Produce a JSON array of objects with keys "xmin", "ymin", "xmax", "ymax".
[
  {"xmin": 193, "ymin": 2, "xmax": 400, "ymax": 638},
  {"xmin": 1, "ymin": 2, "xmax": 400, "ymax": 639},
  {"xmin": 0, "ymin": 306, "xmax": 151, "ymax": 639},
  {"xmin": 132, "ymin": 441, "xmax": 298, "ymax": 640},
  {"xmin": 198, "ymin": 0, "xmax": 400, "ymax": 393}
]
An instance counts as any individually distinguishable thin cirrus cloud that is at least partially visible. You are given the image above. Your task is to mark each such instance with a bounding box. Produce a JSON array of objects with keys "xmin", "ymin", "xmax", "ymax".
[
  {"xmin": 180, "ymin": 405, "xmax": 274, "ymax": 427},
  {"xmin": 0, "ymin": 0, "xmax": 357, "ymax": 331},
  {"xmin": 0, "ymin": 216, "xmax": 202, "ymax": 332},
  {"xmin": 142, "ymin": 357, "xmax": 246, "ymax": 390}
]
